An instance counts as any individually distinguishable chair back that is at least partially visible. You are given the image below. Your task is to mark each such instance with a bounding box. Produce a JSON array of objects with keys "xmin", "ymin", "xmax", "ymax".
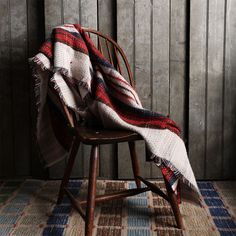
[
  {"xmin": 60, "ymin": 28, "xmax": 135, "ymax": 128},
  {"xmin": 82, "ymin": 27, "xmax": 135, "ymax": 89}
]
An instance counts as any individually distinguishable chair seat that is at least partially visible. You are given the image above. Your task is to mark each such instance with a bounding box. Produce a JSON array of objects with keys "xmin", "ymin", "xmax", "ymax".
[{"xmin": 74, "ymin": 126, "xmax": 142, "ymax": 144}]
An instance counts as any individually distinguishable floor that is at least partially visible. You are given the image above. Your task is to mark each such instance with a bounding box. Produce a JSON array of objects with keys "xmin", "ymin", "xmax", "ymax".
[{"xmin": 0, "ymin": 179, "xmax": 235, "ymax": 236}]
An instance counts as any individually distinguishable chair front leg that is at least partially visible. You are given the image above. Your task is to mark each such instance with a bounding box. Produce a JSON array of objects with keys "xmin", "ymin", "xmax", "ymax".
[
  {"xmin": 163, "ymin": 177, "xmax": 184, "ymax": 229},
  {"xmin": 57, "ymin": 138, "xmax": 80, "ymax": 204},
  {"xmin": 85, "ymin": 145, "xmax": 99, "ymax": 236},
  {"xmin": 128, "ymin": 141, "xmax": 141, "ymax": 188}
]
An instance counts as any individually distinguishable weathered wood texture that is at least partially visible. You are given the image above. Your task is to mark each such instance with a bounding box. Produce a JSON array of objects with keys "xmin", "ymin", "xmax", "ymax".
[
  {"xmin": 117, "ymin": 0, "xmax": 187, "ymax": 179},
  {"xmin": 223, "ymin": 0, "xmax": 236, "ymax": 179},
  {"xmin": 0, "ymin": 0, "xmax": 45, "ymax": 178},
  {"xmin": 44, "ymin": 0, "xmax": 119, "ymax": 180},
  {"xmin": 0, "ymin": 0, "xmax": 14, "ymax": 177},
  {"xmin": 189, "ymin": 0, "xmax": 208, "ymax": 179},
  {"xmin": 0, "ymin": 0, "xmax": 236, "ymax": 180},
  {"xmin": 44, "ymin": 0, "xmax": 97, "ymax": 179},
  {"xmin": 28, "ymin": 0, "xmax": 46, "ymax": 178},
  {"xmin": 118, "ymin": 0, "xmax": 235, "ymax": 180},
  {"xmin": 189, "ymin": 0, "xmax": 236, "ymax": 179},
  {"xmin": 97, "ymin": 0, "xmax": 117, "ymax": 180}
]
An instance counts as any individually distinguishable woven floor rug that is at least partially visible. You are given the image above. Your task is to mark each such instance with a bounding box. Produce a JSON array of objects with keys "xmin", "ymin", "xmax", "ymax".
[{"xmin": 0, "ymin": 180, "xmax": 235, "ymax": 236}]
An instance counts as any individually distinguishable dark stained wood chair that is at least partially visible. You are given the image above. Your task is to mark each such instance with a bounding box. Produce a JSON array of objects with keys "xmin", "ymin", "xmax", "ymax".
[{"xmin": 54, "ymin": 27, "xmax": 184, "ymax": 236}]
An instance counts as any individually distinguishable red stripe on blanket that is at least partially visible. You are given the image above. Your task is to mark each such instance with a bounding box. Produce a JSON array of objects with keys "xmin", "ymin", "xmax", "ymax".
[
  {"xmin": 75, "ymin": 24, "xmax": 113, "ymax": 65},
  {"xmin": 53, "ymin": 29, "xmax": 88, "ymax": 54},
  {"xmin": 92, "ymin": 78, "xmax": 180, "ymax": 135},
  {"xmin": 40, "ymin": 41, "xmax": 53, "ymax": 59}
]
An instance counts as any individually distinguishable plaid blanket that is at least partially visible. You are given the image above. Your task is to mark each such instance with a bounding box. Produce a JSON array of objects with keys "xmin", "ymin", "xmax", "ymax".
[{"xmin": 30, "ymin": 24, "xmax": 200, "ymax": 204}]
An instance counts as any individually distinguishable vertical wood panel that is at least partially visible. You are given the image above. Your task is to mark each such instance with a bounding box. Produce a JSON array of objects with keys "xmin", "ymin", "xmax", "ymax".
[
  {"xmin": 80, "ymin": 0, "xmax": 97, "ymax": 178},
  {"xmin": 41, "ymin": 0, "xmax": 236, "ymax": 180},
  {"xmin": 27, "ymin": 0, "xmax": 46, "ymax": 178},
  {"xmin": 80, "ymin": 0, "xmax": 97, "ymax": 28},
  {"xmin": 151, "ymin": 0, "xmax": 170, "ymax": 178},
  {"xmin": 223, "ymin": 0, "xmax": 236, "ymax": 179},
  {"xmin": 0, "ymin": 0, "xmax": 45, "ymax": 178},
  {"xmin": 63, "ymin": 0, "xmax": 80, "ymax": 23},
  {"xmin": 117, "ymin": 0, "xmax": 135, "ymax": 179},
  {"xmin": 1, "ymin": 0, "xmax": 234, "ymax": 179},
  {"xmin": 0, "ymin": 0, "xmax": 14, "ymax": 177},
  {"xmin": 62, "ymin": 0, "xmax": 82, "ymax": 179},
  {"xmin": 117, "ymin": 0, "xmax": 153, "ymax": 178},
  {"xmin": 134, "ymin": 0, "xmax": 152, "ymax": 178},
  {"xmin": 189, "ymin": 0, "xmax": 207, "ymax": 179},
  {"xmin": 44, "ymin": 0, "xmax": 66, "ymax": 179},
  {"xmin": 119, "ymin": 0, "xmax": 153, "ymax": 179},
  {"xmin": 10, "ymin": 0, "xmax": 30, "ymax": 176},
  {"xmin": 135, "ymin": 0, "xmax": 152, "ymax": 110},
  {"xmin": 170, "ymin": 0, "xmax": 187, "ymax": 139},
  {"xmin": 45, "ymin": 0, "xmax": 62, "ymax": 38},
  {"xmin": 152, "ymin": 0, "xmax": 170, "ymax": 116},
  {"xmin": 206, "ymin": 0, "xmax": 224, "ymax": 179},
  {"xmin": 44, "ymin": 0, "xmax": 98, "ymax": 179},
  {"xmin": 98, "ymin": 0, "xmax": 116, "ymax": 179}
]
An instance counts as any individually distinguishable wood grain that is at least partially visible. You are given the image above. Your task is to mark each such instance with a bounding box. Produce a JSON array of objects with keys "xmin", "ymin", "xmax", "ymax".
[
  {"xmin": 169, "ymin": 0, "xmax": 187, "ymax": 139},
  {"xmin": 44, "ymin": 0, "xmax": 62, "ymax": 38},
  {"xmin": 44, "ymin": 0, "xmax": 66, "ymax": 179},
  {"xmin": 27, "ymin": 0, "xmax": 45, "ymax": 178},
  {"xmin": 1, "ymin": 0, "xmax": 236, "ymax": 180},
  {"xmin": 152, "ymin": 0, "xmax": 170, "ymax": 116},
  {"xmin": 80, "ymin": 0, "xmax": 98, "ymax": 178},
  {"xmin": 117, "ymin": 0, "xmax": 135, "ymax": 180},
  {"xmin": 189, "ymin": 0, "xmax": 207, "ymax": 179},
  {"xmin": 63, "ymin": 0, "xmax": 80, "ymax": 23},
  {"xmin": 10, "ymin": 0, "xmax": 30, "ymax": 176},
  {"xmin": 206, "ymin": 0, "xmax": 224, "ymax": 179},
  {"xmin": 97, "ymin": 0, "xmax": 115, "ymax": 179},
  {"xmin": 151, "ymin": 0, "xmax": 170, "ymax": 178},
  {"xmin": 0, "ymin": 0, "xmax": 14, "ymax": 177},
  {"xmin": 223, "ymin": 0, "xmax": 236, "ymax": 179},
  {"xmin": 62, "ymin": 0, "xmax": 82, "ymax": 179},
  {"xmin": 134, "ymin": 0, "xmax": 152, "ymax": 178}
]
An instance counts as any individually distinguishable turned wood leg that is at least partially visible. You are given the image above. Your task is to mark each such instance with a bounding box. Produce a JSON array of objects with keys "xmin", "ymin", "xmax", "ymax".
[
  {"xmin": 57, "ymin": 138, "xmax": 80, "ymax": 204},
  {"xmin": 85, "ymin": 145, "xmax": 99, "ymax": 236},
  {"xmin": 128, "ymin": 141, "xmax": 141, "ymax": 188},
  {"xmin": 164, "ymin": 177, "xmax": 185, "ymax": 229}
]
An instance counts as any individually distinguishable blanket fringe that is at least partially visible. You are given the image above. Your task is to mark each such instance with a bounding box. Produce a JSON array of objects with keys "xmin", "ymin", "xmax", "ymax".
[
  {"xmin": 153, "ymin": 155, "xmax": 201, "ymax": 199},
  {"xmin": 29, "ymin": 56, "xmax": 90, "ymax": 113}
]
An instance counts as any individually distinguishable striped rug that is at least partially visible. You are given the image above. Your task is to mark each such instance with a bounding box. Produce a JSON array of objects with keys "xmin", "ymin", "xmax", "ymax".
[{"xmin": 0, "ymin": 179, "xmax": 235, "ymax": 236}]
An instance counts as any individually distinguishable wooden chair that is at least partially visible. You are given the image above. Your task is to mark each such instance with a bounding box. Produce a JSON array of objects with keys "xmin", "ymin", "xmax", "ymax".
[{"xmin": 54, "ymin": 28, "xmax": 184, "ymax": 235}]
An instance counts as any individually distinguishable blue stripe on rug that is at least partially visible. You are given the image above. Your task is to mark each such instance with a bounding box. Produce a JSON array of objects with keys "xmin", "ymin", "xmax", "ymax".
[
  {"xmin": 43, "ymin": 226, "xmax": 65, "ymax": 236},
  {"xmin": 200, "ymin": 181, "xmax": 236, "ymax": 236},
  {"xmin": 127, "ymin": 229, "xmax": 150, "ymax": 236},
  {"xmin": 209, "ymin": 208, "xmax": 231, "ymax": 217},
  {"xmin": 0, "ymin": 227, "xmax": 13, "ymax": 236},
  {"xmin": 197, "ymin": 182, "xmax": 215, "ymax": 190},
  {"xmin": 42, "ymin": 180, "xmax": 82, "ymax": 236}
]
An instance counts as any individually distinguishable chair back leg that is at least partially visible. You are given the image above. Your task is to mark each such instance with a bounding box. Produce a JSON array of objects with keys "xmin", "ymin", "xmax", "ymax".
[
  {"xmin": 57, "ymin": 139, "xmax": 80, "ymax": 204},
  {"xmin": 164, "ymin": 177, "xmax": 185, "ymax": 229},
  {"xmin": 129, "ymin": 141, "xmax": 141, "ymax": 188},
  {"xmin": 85, "ymin": 144, "xmax": 99, "ymax": 236}
]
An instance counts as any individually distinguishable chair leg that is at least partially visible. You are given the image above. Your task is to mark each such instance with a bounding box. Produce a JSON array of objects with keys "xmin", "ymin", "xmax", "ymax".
[
  {"xmin": 164, "ymin": 177, "xmax": 185, "ymax": 229},
  {"xmin": 85, "ymin": 145, "xmax": 99, "ymax": 236},
  {"xmin": 57, "ymin": 138, "xmax": 80, "ymax": 204},
  {"xmin": 128, "ymin": 141, "xmax": 141, "ymax": 188}
]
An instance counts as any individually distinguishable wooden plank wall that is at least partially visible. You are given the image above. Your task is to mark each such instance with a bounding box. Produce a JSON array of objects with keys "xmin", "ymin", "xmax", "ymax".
[
  {"xmin": 0, "ymin": 0, "xmax": 45, "ymax": 178},
  {"xmin": 117, "ymin": 0, "xmax": 187, "ymax": 179},
  {"xmin": 223, "ymin": 0, "xmax": 236, "ymax": 179},
  {"xmin": 117, "ymin": 0, "xmax": 236, "ymax": 180},
  {"xmin": 44, "ymin": 0, "xmax": 117, "ymax": 179},
  {"xmin": 0, "ymin": 0, "xmax": 236, "ymax": 180},
  {"xmin": 189, "ymin": 0, "xmax": 236, "ymax": 179}
]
